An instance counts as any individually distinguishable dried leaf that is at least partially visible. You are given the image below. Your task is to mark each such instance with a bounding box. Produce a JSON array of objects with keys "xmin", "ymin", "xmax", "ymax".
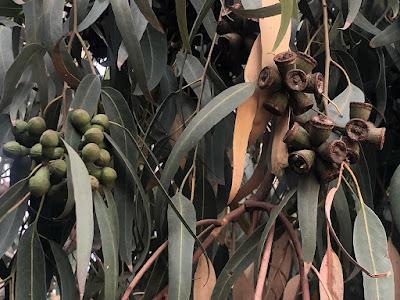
[
  {"xmin": 388, "ymin": 239, "xmax": 400, "ymax": 300},
  {"xmin": 193, "ymin": 254, "xmax": 216, "ymax": 300},
  {"xmin": 282, "ymin": 275, "xmax": 300, "ymax": 300},
  {"xmin": 233, "ymin": 264, "xmax": 255, "ymax": 300},
  {"xmin": 319, "ymin": 247, "xmax": 344, "ymax": 300}
]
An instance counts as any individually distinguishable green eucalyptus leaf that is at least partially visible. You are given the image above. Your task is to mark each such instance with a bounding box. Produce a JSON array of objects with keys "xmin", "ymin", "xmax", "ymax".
[
  {"xmin": 42, "ymin": 0, "xmax": 64, "ymax": 49},
  {"xmin": 189, "ymin": 0, "xmax": 216, "ymax": 41},
  {"xmin": 64, "ymin": 74, "xmax": 101, "ymax": 150},
  {"xmin": 342, "ymin": 0, "xmax": 361, "ymax": 30},
  {"xmin": 94, "ymin": 191, "xmax": 119, "ymax": 300},
  {"xmin": 389, "ymin": 163, "xmax": 400, "ymax": 234},
  {"xmin": 23, "ymin": 0, "xmax": 43, "ymax": 44},
  {"xmin": 15, "ymin": 226, "xmax": 46, "ymax": 300},
  {"xmin": 0, "ymin": 177, "xmax": 29, "ymax": 224},
  {"xmin": 388, "ymin": 0, "xmax": 399, "ymax": 18},
  {"xmin": 332, "ymin": 185, "xmax": 353, "ymax": 255},
  {"xmin": 211, "ymin": 224, "xmax": 264, "ymax": 300},
  {"xmin": 370, "ymin": 19, "xmax": 400, "ymax": 48},
  {"xmin": 49, "ymin": 240, "xmax": 78, "ymax": 299},
  {"xmin": 0, "ymin": 43, "xmax": 45, "ymax": 113},
  {"xmin": 167, "ymin": 193, "xmax": 196, "ymax": 300},
  {"xmin": 62, "ymin": 139, "xmax": 94, "ymax": 298},
  {"xmin": 176, "ymin": 0, "xmax": 190, "ymax": 50},
  {"xmin": 353, "ymin": 204, "xmax": 394, "ymax": 300},
  {"xmin": 0, "ymin": 202, "xmax": 26, "ymax": 258},
  {"xmin": 0, "ymin": 25, "xmax": 13, "ymax": 97},
  {"xmin": 109, "ymin": 0, "xmax": 152, "ymax": 102},
  {"xmin": 132, "ymin": 0, "xmax": 163, "ymax": 32},
  {"xmin": 0, "ymin": 0, "xmax": 22, "ymax": 17},
  {"xmin": 297, "ymin": 174, "xmax": 320, "ymax": 263},
  {"xmin": 272, "ymin": 0, "xmax": 293, "ymax": 51},
  {"xmin": 78, "ymin": 0, "xmax": 110, "ymax": 32},
  {"xmin": 230, "ymin": 3, "xmax": 281, "ymax": 19}
]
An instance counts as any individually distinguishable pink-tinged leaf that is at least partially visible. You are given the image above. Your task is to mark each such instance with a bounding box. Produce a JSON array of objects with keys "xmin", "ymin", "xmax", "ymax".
[
  {"xmin": 282, "ymin": 275, "xmax": 300, "ymax": 300},
  {"xmin": 319, "ymin": 247, "xmax": 344, "ymax": 300},
  {"xmin": 388, "ymin": 239, "xmax": 400, "ymax": 300},
  {"xmin": 233, "ymin": 264, "xmax": 255, "ymax": 300},
  {"xmin": 264, "ymin": 232, "xmax": 293, "ymax": 300},
  {"xmin": 342, "ymin": 0, "xmax": 362, "ymax": 30},
  {"xmin": 193, "ymin": 254, "xmax": 216, "ymax": 300}
]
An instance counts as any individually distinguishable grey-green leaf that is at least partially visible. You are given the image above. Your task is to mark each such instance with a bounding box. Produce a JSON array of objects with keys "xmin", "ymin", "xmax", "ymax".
[
  {"xmin": 370, "ymin": 19, "xmax": 400, "ymax": 48},
  {"xmin": 342, "ymin": 0, "xmax": 362, "ymax": 30},
  {"xmin": 167, "ymin": 193, "xmax": 196, "ymax": 300},
  {"xmin": 0, "ymin": 25, "xmax": 13, "ymax": 97},
  {"xmin": 42, "ymin": 0, "xmax": 64, "ymax": 49},
  {"xmin": 353, "ymin": 204, "xmax": 394, "ymax": 300},
  {"xmin": 0, "ymin": 203, "xmax": 26, "ymax": 258},
  {"xmin": 231, "ymin": 3, "xmax": 281, "ymax": 19},
  {"xmin": 189, "ymin": 0, "xmax": 216, "ymax": 40},
  {"xmin": 189, "ymin": 0, "xmax": 216, "ymax": 43},
  {"xmin": 0, "ymin": 177, "xmax": 29, "ymax": 223},
  {"xmin": 63, "ymin": 139, "xmax": 94, "ymax": 298},
  {"xmin": 272, "ymin": 0, "xmax": 293, "ymax": 51},
  {"xmin": 132, "ymin": 0, "xmax": 163, "ymax": 32},
  {"xmin": 389, "ymin": 164, "xmax": 400, "ymax": 234},
  {"xmin": 388, "ymin": 0, "xmax": 399, "ymax": 18},
  {"xmin": 297, "ymin": 174, "xmax": 320, "ymax": 262},
  {"xmin": 94, "ymin": 191, "xmax": 119, "ymax": 300},
  {"xmin": 49, "ymin": 241, "xmax": 78, "ymax": 299},
  {"xmin": 78, "ymin": 0, "xmax": 110, "ymax": 32},
  {"xmin": 15, "ymin": 226, "xmax": 46, "ymax": 300},
  {"xmin": 176, "ymin": 0, "xmax": 190, "ymax": 50},
  {"xmin": 159, "ymin": 82, "xmax": 255, "ymax": 204}
]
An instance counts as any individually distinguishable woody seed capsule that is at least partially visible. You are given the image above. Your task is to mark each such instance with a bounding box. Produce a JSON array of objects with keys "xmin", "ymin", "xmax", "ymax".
[
  {"xmin": 263, "ymin": 91, "xmax": 288, "ymax": 116},
  {"xmin": 258, "ymin": 66, "xmax": 282, "ymax": 93},
  {"xmin": 345, "ymin": 118, "xmax": 369, "ymax": 142},
  {"xmin": 283, "ymin": 122, "xmax": 311, "ymax": 150},
  {"xmin": 290, "ymin": 92, "xmax": 314, "ymax": 115},
  {"xmin": 304, "ymin": 72, "xmax": 324, "ymax": 95},
  {"xmin": 288, "ymin": 149, "xmax": 315, "ymax": 174},
  {"xmin": 349, "ymin": 102, "xmax": 373, "ymax": 121},
  {"xmin": 309, "ymin": 115, "xmax": 334, "ymax": 146},
  {"xmin": 273, "ymin": 51, "xmax": 297, "ymax": 77},
  {"xmin": 341, "ymin": 136, "xmax": 360, "ymax": 164},
  {"xmin": 366, "ymin": 122, "xmax": 386, "ymax": 150},
  {"xmin": 285, "ymin": 69, "xmax": 308, "ymax": 92},
  {"xmin": 317, "ymin": 139, "xmax": 348, "ymax": 164}
]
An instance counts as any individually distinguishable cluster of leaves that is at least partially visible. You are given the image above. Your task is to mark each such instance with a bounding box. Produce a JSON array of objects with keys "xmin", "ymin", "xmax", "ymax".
[{"xmin": 1, "ymin": 0, "xmax": 400, "ymax": 299}]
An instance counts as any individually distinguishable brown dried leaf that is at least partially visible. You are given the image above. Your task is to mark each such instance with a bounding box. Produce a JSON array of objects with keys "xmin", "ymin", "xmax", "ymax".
[
  {"xmin": 319, "ymin": 247, "xmax": 344, "ymax": 300},
  {"xmin": 270, "ymin": 111, "xmax": 289, "ymax": 177},
  {"xmin": 388, "ymin": 239, "xmax": 400, "ymax": 300},
  {"xmin": 233, "ymin": 264, "xmax": 255, "ymax": 300},
  {"xmin": 193, "ymin": 254, "xmax": 216, "ymax": 300},
  {"xmin": 264, "ymin": 232, "xmax": 293, "ymax": 300},
  {"xmin": 282, "ymin": 275, "xmax": 301, "ymax": 300}
]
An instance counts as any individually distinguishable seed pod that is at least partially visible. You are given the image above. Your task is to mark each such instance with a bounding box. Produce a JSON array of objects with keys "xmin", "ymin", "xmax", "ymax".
[
  {"xmin": 342, "ymin": 136, "xmax": 360, "ymax": 164},
  {"xmin": 350, "ymin": 102, "xmax": 373, "ymax": 121},
  {"xmin": 317, "ymin": 139, "xmax": 347, "ymax": 164},
  {"xmin": 29, "ymin": 166, "xmax": 51, "ymax": 197},
  {"xmin": 20, "ymin": 145, "xmax": 29, "ymax": 156},
  {"xmin": 90, "ymin": 175, "xmax": 100, "ymax": 190},
  {"xmin": 96, "ymin": 149, "xmax": 111, "ymax": 167},
  {"xmin": 304, "ymin": 73, "xmax": 324, "ymax": 95},
  {"xmin": 84, "ymin": 127, "xmax": 104, "ymax": 144},
  {"xmin": 42, "ymin": 147, "xmax": 65, "ymax": 160},
  {"xmin": 283, "ymin": 122, "xmax": 311, "ymax": 149},
  {"xmin": 2, "ymin": 141, "xmax": 22, "ymax": 158},
  {"xmin": 258, "ymin": 66, "xmax": 282, "ymax": 93},
  {"xmin": 30, "ymin": 143, "xmax": 42, "ymax": 160},
  {"xmin": 80, "ymin": 123, "xmax": 92, "ymax": 135},
  {"xmin": 309, "ymin": 115, "xmax": 334, "ymax": 146},
  {"xmin": 91, "ymin": 114, "xmax": 110, "ymax": 130},
  {"xmin": 13, "ymin": 120, "xmax": 28, "ymax": 135},
  {"xmin": 273, "ymin": 51, "xmax": 297, "ymax": 77},
  {"xmin": 98, "ymin": 141, "xmax": 107, "ymax": 149},
  {"xmin": 49, "ymin": 159, "xmax": 67, "ymax": 178},
  {"xmin": 17, "ymin": 131, "xmax": 38, "ymax": 147},
  {"xmin": 86, "ymin": 162, "xmax": 102, "ymax": 179},
  {"xmin": 27, "ymin": 116, "xmax": 46, "ymax": 136},
  {"xmin": 288, "ymin": 149, "xmax": 315, "ymax": 174},
  {"xmin": 366, "ymin": 122, "xmax": 386, "ymax": 150},
  {"xmin": 40, "ymin": 130, "xmax": 59, "ymax": 147},
  {"xmin": 315, "ymin": 159, "xmax": 340, "ymax": 183},
  {"xmin": 90, "ymin": 124, "xmax": 104, "ymax": 131},
  {"xmin": 295, "ymin": 52, "xmax": 317, "ymax": 74},
  {"xmin": 82, "ymin": 143, "xmax": 101, "ymax": 162},
  {"xmin": 290, "ymin": 92, "xmax": 313, "ymax": 115},
  {"xmin": 285, "ymin": 69, "xmax": 308, "ymax": 91},
  {"xmin": 101, "ymin": 167, "xmax": 117, "ymax": 187},
  {"xmin": 345, "ymin": 118, "xmax": 369, "ymax": 142},
  {"xmin": 70, "ymin": 109, "xmax": 90, "ymax": 130},
  {"xmin": 263, "ymin": 91, "xmax": 288, "ymax": 116}
]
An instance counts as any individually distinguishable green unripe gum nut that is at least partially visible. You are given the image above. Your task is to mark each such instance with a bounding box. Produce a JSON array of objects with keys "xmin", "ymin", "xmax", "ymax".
[
  {"xmin": 29, "ymin": 166, "xmax": 50, "ymax": 197},
  {"xmin": 86, "ymin": 162, "xmax": 102, "ymax": 179},
  {"xmin": 43, "ymin": 147, "xmax": 65, "ymax": 160},
  {"xmin": 49, "ymin": 159, "xmax": 67, "ymax": 178},
  {"xmin": 84, "ymin": 127, "xmax": 104, "ymax": 144},
  {"xmin": 70, "ymin": 109, "xmax": 90, "ymax": 129},
  {"xmin": 2, "ymin": 141, "xmax": 22, "ymax": 158},
  {"xmin": 91, "ymin": 114, "xmax": 109, "ymax": 130},
  {"xmin": 27, "ymin": 116, "xmax": 46, "ymax": 136},
  {"xmin": 90, "ymin": 175, "xmax": 100, "ymax": 190},
  {"xmin": 13, "ymin": 120, "xmax": 28, "ymax": 135},
  {"xmin": 30, "ymin": 143, "xmax": 42, "ymax": 159},
  {"xmin": 40, "ymin": 130, "xmax": 59, "ymax": 147},
  {"xmin": 82, "ymin": 143, "xmax": 100, "ymax": 162},
  {"xmin": 90, "ymin": 124, "xmax": 104, "ymax": 131},
  {"xmin": 101, "ymin": 167, "xmax": 117, "ymax": 187},
  {"xmin": 20, "ymin": 145, "xmax": 29, "ymax": 156},
  {"xmin": 96, "ymin": 149, "xmax": 111, "ymax": 166}
]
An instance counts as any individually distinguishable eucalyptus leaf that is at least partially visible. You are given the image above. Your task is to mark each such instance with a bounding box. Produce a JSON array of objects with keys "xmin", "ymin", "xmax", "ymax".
[
  {"xmin": 230, "ymin": 3, "xmax": 281, "ymax": 19},
  {"xmin": 42, "ymin": 0, "xmax": 64, "ymax": 49},
  {"xmin": 353, "ymin": 204, "xmax": 394, "ymax": 300},
  {"xmin": 15, "ymin": 226, "xmax": 46, "ymax": 300},
  {"xmin": 49, "ymin": 241, "xmax": 78, "ymax": 299},
  {"xmin": 370, "ymin": 19, "xmax": 400, "ymax": 48},
  {"xmin": 94, "ymin": 191, "xmax": 118, "ymax": 300},
  {"xmin": 63, "ymin": 139, "xmax": 94, "ymax": 298},
  {"xmin": 176, "ymin": 0, "xmax": 190, "ymax": 50},
  {"xmin": 272, "ymin": 0, "xmax": 293, "ymax": 51},
  {"xmin": 189, "ymin": 0, "xmax": 216, "ymax": 41},
  {"xmin": 297, "ymin": 174, "xmax": 320, "ymax": 262},
  {"xmin": 388, "ymin": 0, "xmax": 399, "ymax": 18},
  {"xmin": 0, "ymin": 25, "xmax": 13, "ymax": 97},
  {"xmin": 342, "ymin": 0, "xmax": 361, "ymax": 29},
  {"xmin": 167, "ymin": 193, "xmax": 196, "ymax": 300},
  {"xmin": 78, "ymin": 0, "xmax": 110, "ymax": 32},
  {"xmin": 0, "ymin": 177, "xmax": 29, "ymax": 223},
  {"xmin": 189, "ymin": 0, "xmax": 216, "ymax": 43},
  {"xmin": 388, "ymin": 163, "xmax": 400, "ymax": 234}
]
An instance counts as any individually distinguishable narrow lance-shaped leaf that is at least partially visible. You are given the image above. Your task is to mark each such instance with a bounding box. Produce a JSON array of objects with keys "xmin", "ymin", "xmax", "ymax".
[
  {"xmin": 42, "ymin": 0, "xmax": 64, "ymax": 49},
  {"xmin": 230, "ymin": 3, "xmax": 281, "ymax": 19},
  {"xmin": 78, "ymin": 0, "xmax": 110, "ymax": 32},
  {"xmin": 49, "ymin": 241, "xmax": 78, "ymax": 299},
  {"xmin": 0, "ymin": 177, "xmax": 29, "ymax": 223},
  {"xmin": 168, "ymin": 193, "xmax": 196, "ymax": 300},
  {"xmin": 370, "ymin": 18, "xmax": 400, "ymax": 48},
  {"xmin": 272, "ymin": 0, "xmax": 293, "ymax": 51},
  {"xmin": 62, "ymin": 139, "xmax": 94, "ymax": 299},
  {"xmin": 189, "ymin": 0, "xmax": 216, "ymax": 43},
  {"xmin": 389, "ymin": 164, "xmax": 400, "ymax": 236},
  {"xmin": 176, "ymin": 0, "xmax": 190, "ymax": 50},
  {"xmin": 0, "ymin": 25, "xmax": 13, "ymax": 98},
  {"xmin": 297, "ymin": 174, "xmax": 320, "ymax": 263},
  {"xmin": 132, "ymin": 0, "xmax": 163, "ymax": 32},
  {"xmin": 193, "ymin": 253, "xmax": 216, "ymax": 300},
  {"xmin": 94, "ymin": 191, "xmax": 119, "ymax": 300},
  {"xmin": 15, "ymin": 226, "xmax": 46, "ymax": 300},
  {"xmin": 189, "ymin": 0, "xmax": 216, "ymax": 41},
  {"xmin": 342, "ymin": 0, "xmax": 362, "ymax": 29},
  {"xmin": 353, "ymin": 204, "xmax": 394, "ymax": 300}
]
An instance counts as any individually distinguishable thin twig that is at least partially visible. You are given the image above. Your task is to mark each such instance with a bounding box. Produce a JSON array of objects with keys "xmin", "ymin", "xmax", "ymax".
[
  {"xmin": 305, "ymin": 25, "xmax": 323, "ymax": 54},
  {"xmin": 321, "ymin": 0, "xmax": 330, "ymax": 114},
  {"xmin": 321, "ymin": 92, "xmax": 343, "ymax": 116},
  {"xmin": 331, "ymin": 59, "xmax": 351, "ymax": 87}
]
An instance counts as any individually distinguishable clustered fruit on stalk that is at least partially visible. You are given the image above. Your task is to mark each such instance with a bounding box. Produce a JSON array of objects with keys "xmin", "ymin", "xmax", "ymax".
[
  {"xmin": 258, "ymin": 50, "xmax": 386, "ymax": 183},
  {"xmin": 2, "ymin": 110, "xmax": 117, "ymax": 198}
]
